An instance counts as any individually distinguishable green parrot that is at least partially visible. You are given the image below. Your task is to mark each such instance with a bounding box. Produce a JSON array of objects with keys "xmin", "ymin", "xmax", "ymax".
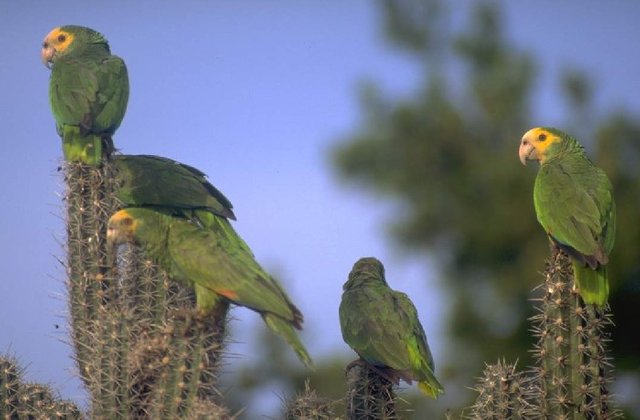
[
  {"xmin": 339, "ymin": 257, "xmax": 444, "ymax": 398},
  {"xmin": 519, "ymin": 127, "xmax": 616, "ymax": 306},
  {"xmin": 112, "ymin": 154, "xmax": 236, "ymax": 223},
  {"xmin": 42, "ymin": 25, "xmax": 129, "ymax": 166},
  {"xmin": 106, "ymin": 207, "xmax": 312, "ymax": 367}
]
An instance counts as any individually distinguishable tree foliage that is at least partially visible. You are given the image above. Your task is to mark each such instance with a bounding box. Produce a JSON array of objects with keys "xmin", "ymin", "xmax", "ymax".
[{"xmin": 333, "ymin": 0, "xmax": 640, "ymax": 413}]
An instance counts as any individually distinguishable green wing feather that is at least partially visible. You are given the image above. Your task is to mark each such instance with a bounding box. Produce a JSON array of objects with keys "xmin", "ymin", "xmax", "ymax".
[
  {"xmin": 125, "ymin": 208, "xmax": 311, "ymax": 366},
  {"xmin": 112, "ymin": 155, "xmax": 236, "ymax": 220},
  {"xmin": 339, "ymin": 263, "xmax": 443, "ymax": 398},
  {"xmin": 534, "ymin": 149, "xmax": 615, "ymax": 306},
  {"xmin": 165, "ymin": 213, "xmax": 311, "ymax": 366},
  {"xmin": 340, "ymin": 283, "xmax": 412, "ymax": 369},
  {"xmin": 393, "ymin": 291, "xmax": 443, "ymax": 397},
  {"xmin": 48, "ymin": 28, "xmax": 128, "ymax": 166},
  {"xmin": 50, "ymin": 50, "xmax": 128, "ymax": 135},
  {"xmin": 167, "ymin": 216, "xmax": 299, "ymax": 322}
]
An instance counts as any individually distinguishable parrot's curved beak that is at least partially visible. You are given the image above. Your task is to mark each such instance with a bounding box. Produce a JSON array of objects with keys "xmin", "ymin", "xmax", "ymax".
[
  {"xmin": 519, "ymin": 138, "xmax": 537, "ymax": 165},
  {"xmin": 106, "ymin": 224, "xmax": 131, "ymax": 271},
  {"xmin": 106, "ymin": 226, "xmax": 116, "ymax": 248},
  {"xmin": 41, "ymin": 43, "xmax": 55, "ymax": 69},
  {"xmin": 106, "ymin": 226, "xmax": 117, "ymax": 267}
]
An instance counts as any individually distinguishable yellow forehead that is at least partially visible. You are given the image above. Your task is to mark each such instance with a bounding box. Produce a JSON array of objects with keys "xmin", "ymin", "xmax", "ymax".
[
  {"xmin": 44, "ymin": 27, "xmax": 75, "ymax": 52},
  {"xmin": 110, "ymin": 209, "xmax": 137, "ymax": 228},
  {"xmin": 524, "ymin": 127, "xmax": 562, "ymax": 157}
]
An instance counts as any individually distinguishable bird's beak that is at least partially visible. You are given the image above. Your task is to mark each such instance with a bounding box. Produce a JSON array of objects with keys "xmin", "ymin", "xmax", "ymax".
[
  {"xmin": 106, "ymin": 227, "xmax": 118, "ymax": 267},
  {"xmin": 41, "ymin": 44, "xmax": 55, "ymax": 69},
  {"xmin": 106, "ymin": 227, "xmax": 115, "ymax": 248},
  {"xmin": 518, "ymin": 139, "xmax": 537, "ymax": 165}
]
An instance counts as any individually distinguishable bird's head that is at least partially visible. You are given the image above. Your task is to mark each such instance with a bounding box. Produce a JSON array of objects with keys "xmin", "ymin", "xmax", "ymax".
[
  {"xmin": 107, "ymin": 209, "xmax": 141, "ymax": 249},
  {"xmin": 518, "ymin": 127, "xmax": 567, "ymax": 165},
  {"xmin": 41, "ymin": 25, "xmax": 108, "ymax": 68},
  {"xmin": 343, "ymin": 257, "xmax": 387, "ymax": 290}
]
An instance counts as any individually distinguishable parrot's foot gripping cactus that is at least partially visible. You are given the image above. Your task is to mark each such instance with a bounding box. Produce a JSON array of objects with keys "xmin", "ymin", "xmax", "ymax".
[
  {"xmin": 346, "ymin": 360, "xmax": 398, "ymax": 420},
  {"xmin": 529, "ymin": 249, "xmax": 618, "ymax": 418},
  {"xmin": 0, "ymin": 355, "xmax": 81, "ymax": 419}
]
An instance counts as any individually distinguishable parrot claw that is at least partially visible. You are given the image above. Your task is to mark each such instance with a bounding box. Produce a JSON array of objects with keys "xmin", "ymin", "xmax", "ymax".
[
  {"xmin": 344, "ymin": 358, "xmax": 365, "ymax": 372},
  {"xmin": 345, "ymin": 359, "xmax": 397, "ymax": 385}
]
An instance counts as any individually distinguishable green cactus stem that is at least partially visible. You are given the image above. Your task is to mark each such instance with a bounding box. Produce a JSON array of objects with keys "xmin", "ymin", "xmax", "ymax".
[
  {"xmin": 0, "ymin": 355, "xmax": 81, "ymax": 419},
  {"xmin": 529, "ymin": 249, "xmax": 618, "ymax": 419},
  {"xmin": 346, "ymin": 360, "xmax": 397, "ymax": 420},
  {"xmin": 468, "ymin": 359, "xmax": 529, "ymax": 419},
  {"xmin": 284, "ymin": 380, "xmax": 335, "ymax": 420}
]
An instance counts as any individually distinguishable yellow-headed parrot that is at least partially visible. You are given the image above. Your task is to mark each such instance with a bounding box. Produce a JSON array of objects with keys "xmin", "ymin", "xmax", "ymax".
[
  {"xmin": 107, "ymin": 207, "xmax": 312, "ymax": 367},
  {"xmin": 42, "ymin": 25, "xmax": 128, "ymax": 165},
  {"xmin": 519, "ymin": 127, "xmax": 615, "ymax": 306}
]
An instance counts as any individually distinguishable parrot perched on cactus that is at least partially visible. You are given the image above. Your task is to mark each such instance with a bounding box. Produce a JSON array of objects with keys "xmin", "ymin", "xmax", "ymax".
[
  {"xmin": 519, "ymin": 127, "xmax": 616, "ymax": 306},
  {"xmin": 41, "ymin": 25, "xmax": 129, "ymax": 166},
  {"xmin": 112, "ymin": 154, "xmax": 236, "ymax": 223},
  {"xmin": 339, "ymin": 257, "xmax": 444, "ymax": 398},
  {"xmin": 106, "ymin": 207, "xmax": 312, "ymax": 367}
]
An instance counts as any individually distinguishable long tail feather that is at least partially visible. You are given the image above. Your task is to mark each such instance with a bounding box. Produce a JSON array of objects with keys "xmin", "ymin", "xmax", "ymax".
[
  {"xmin": 418, "ymin": 379, "xmax": 444, "ymax": 399},
  {"xmin": 62, "ymin": 127, "xmax": 104, "ymax": 166},
  {"xmin": 572, "ymin": 261, "xmax": 609, "ymax": 306},
  {"xmin": 416, "ymin": 362, "xmax": 444, "ymax": 399},
  {"xmin": 263, "ymin": 313, "xmax": 313, "ymax": 367}
]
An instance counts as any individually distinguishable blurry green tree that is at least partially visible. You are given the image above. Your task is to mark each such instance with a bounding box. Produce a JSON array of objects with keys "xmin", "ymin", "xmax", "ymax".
[
  {"xmin": 333, "ymin": 0, "xmax": 640, "ymax": 415},
  {"xmin": 226, "ymin": 0, "xmax": 640, "ymax": 417}
]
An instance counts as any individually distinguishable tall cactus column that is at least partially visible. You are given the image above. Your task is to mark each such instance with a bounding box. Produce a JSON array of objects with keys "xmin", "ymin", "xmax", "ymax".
[
  {"xmin": 63, "ymin": 159, "xmax": 229, "ymax": 418},
  {"xmin": 64, "ymin": 161, "xmax": 120, "ymax": 410},
  {"xmin": 530, "ymin": 249, "xmax": 616, "ymax": 418}
]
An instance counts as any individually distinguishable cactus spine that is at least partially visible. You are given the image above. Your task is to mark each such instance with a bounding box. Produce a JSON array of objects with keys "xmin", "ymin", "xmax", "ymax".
[
  {"xmin": 468, "ymin": 360, "xmax": 529, "ymax": 419},
  {"xmin": 346, "ymin": 361, "xmax": 398, "ymax": 420},
  {"xmin": 0, "ymin": 355, "xmax": 81, "ymax": 419},
  {"xmin": 529, "ymin": 249, "xmax": 617, "ymax": 418},
  {"xmin": 284, "ymin": 381, "xmax": 335, "ymax": 420},
  {"xmin": 467, "ymin": 249, "xmax": 618, "ymax": 419}
]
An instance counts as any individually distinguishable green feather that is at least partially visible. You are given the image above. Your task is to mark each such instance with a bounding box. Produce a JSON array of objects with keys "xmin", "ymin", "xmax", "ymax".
[
  {"xmin": 573, "ymin": 262, "xmax": 609, "ymax": 306},
  {"xmin": 110, "ymin": 207, "xmax": 312, "ymax": 367},
  {"xmin": 47, "ymin": 26, "xmax": 128, "ymax": 165},
  {"xmin": 339, "ymin": 257, "xmax": 443, "ymax": 398},
  {"xmin": 112, "ymin": 155, "xmax": 236, "ymax": 221},
  {"xmin": 531, "ymin": 128, "xmax": 615, "ymax": 306}
]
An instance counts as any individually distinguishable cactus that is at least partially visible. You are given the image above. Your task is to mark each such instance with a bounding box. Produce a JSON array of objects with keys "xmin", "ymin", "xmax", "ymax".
[
  {"xmin": 0, "ymin": 356, "xmax": 21, "ymax": 419},
  {"xmin": 466, "ymin": 249, "xmax": 619, "ymax": 419},
  {"xmin": 0, "ymin": 355, "xmax": 81, "ymax": 419},
  {"xmin": 63, "ymin": 157, "xmax": 229, "ymax": 418},
  {"xmin": 528, "ymin": 249, "xmax": 618, "ymax": 419},
  {"xmin": 468, "ymin": 360, "xmax": 529, "ymax": 419},
  {"xmin": 284, "ymin": 380, "xmax": 335, "ymax": 420},
  {"xmin": 345, "ymin": 361, "xmax": 397, "ymax": 420}
]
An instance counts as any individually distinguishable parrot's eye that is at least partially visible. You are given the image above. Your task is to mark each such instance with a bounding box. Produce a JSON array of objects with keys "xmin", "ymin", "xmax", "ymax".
[
  {"xmin": 123, "ymin": 217, "xmax": 134, "ymax": 226},
  {"xmin": 57, "ymin": 34, "xmax": 66, "ymax": 43},
  {"xmin": 538, "ymin": 133, "xmax": 547, "ymax": 141}
]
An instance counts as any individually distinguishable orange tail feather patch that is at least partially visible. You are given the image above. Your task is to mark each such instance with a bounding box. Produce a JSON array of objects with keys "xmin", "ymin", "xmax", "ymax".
[{"xmin": 216, "ymin": 289, "xmax": 238, "ymax": 300}]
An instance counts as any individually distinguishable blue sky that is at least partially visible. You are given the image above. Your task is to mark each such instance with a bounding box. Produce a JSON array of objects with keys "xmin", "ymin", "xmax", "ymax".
[{"xmin": 0, "ymin": 1, "xmax": 639, "ymax": 416}]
